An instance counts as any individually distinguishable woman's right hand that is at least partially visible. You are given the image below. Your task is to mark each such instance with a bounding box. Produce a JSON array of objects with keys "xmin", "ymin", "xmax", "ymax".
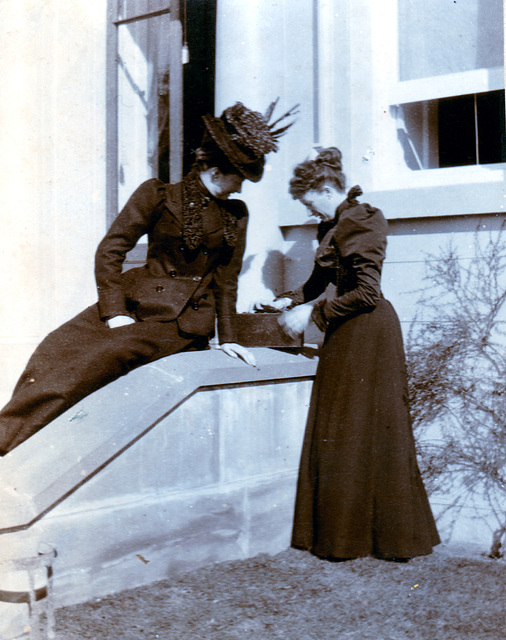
[
  {"xmin": 253, "ymin": 297, "xmax": 293, "ymax": 313},
  {"xmin": 107, "ymin": 315, "xmax": 136, "ymax": 328},
  {"xmin": 278, "ymin": 303, "xmax": 313, "ymax": 338}
]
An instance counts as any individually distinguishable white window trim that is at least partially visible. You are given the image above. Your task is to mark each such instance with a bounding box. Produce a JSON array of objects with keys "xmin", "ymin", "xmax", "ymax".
[
  {"xmin": 315, "ymin": 0, "xmax": 338, "ymax": 147},
  {"xmin": 361, "ymin": 0, "xmax": 506, "ymax": 217},
  {"xmin": 389, "ymin": 67, "xmax": 504, "ymax": 106}
]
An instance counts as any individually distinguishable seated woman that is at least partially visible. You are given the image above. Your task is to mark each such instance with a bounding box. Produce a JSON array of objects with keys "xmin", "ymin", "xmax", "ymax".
[
  {"xmin": 273, "ymin": 147, "xmax": 440, "ymax": 561},
  {"xmin": 0, "ymin": 101, "xmax": 296, "ymax": 455}
]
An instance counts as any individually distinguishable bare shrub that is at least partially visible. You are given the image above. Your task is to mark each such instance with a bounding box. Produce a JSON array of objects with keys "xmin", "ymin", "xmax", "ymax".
[{"xmin": 406, "ymin": 228, "xmax": 506, "ymax": 558}]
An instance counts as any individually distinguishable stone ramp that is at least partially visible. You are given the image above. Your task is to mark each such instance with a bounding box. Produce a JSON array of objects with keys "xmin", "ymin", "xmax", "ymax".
[{"xmin": 0, "ymin": 347, "xmax": 316, "ymax": 613}]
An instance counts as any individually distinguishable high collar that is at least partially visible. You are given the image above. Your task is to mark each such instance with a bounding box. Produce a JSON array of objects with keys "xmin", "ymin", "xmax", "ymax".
[
  {"xmin": 316, "ymin": 185, "xmax": 363, "ymax": 242},
  {"xmin": 181, "ymin": 170, "xmax": 238, "ymax": 250}
]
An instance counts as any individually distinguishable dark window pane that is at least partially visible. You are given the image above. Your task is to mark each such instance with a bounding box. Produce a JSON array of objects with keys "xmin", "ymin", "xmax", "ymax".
[
  {"xmin": 477, "ymin": 90, "xmax": 506, "ymax": 164},
  {"xmin": 438, "ymin": 95, "xmax": 476, "ymax": 168},
  {"xmin": 182, "ymin": 0, "xmax": 216, "ymax": 176}
]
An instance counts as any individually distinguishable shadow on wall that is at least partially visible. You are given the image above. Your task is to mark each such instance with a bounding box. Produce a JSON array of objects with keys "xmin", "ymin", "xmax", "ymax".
[
  {"xmin": 277, "ymin": 227, "xmax": 317, "ymax": 293},
  {"xmin": 260, "ymin": 249, "xmax": 287, "ymax": 295},
  {"xmin": 259, "ymin": 235, "xmax": 324, "ymax": 345},
  {"xmin": 240, "ymin": 254, "xmax": 254, "ymax": 280},
  {"xmin": 258, "ymin": 245, "xmax": 313, "ymax": 297}
]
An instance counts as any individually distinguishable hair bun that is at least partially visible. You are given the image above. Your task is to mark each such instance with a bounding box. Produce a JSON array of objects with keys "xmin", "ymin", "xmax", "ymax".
[
  {"xmin": 315, "ymin": 147, "xmax": 342, "ymax": 171},
  {"xmin": 289, "ymin": 146, "xmax": 346, "ymax": 199},
  {"xmin": 347, "ymin": 185, "xmax": 363, "ymax": 200}
]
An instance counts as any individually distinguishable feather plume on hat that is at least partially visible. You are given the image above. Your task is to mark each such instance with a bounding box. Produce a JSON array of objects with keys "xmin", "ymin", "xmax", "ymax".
[{"xmin": 202, "ymin": 99, "xmax": 299, "ymax": 182}]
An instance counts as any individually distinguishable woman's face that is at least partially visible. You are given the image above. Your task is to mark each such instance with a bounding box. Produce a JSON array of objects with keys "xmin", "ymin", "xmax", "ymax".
[
  {"xmin": 208, "ymin": 170, "xmax": 244, "ymax": 200},
  {"xmin": 300, "ymin": 185, "xmax": 341, "ymax": 222}
]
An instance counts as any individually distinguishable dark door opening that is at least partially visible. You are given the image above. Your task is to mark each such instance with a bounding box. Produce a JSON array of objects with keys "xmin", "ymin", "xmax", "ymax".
[
  {"xmin": 183, "ymin": 0, "xmax": 216, "ymax": 175},
  {"xmin": 158, "ymin": 0, "xmax": 216, "ymax": 181}
]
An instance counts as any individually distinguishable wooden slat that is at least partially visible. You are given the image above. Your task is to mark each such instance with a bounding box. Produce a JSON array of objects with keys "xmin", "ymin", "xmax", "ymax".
[
  {"xmin": 116, "ymin": 0, "xmax": 172, "ymax": 24},
  {"xmin": 168, "ymin": 17, "xmax": 183, "ymax": 183}
]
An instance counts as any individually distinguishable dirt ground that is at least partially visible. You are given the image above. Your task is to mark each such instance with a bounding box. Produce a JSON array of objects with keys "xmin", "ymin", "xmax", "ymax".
[{"xmin": 52, "ymin": 544, "xmax": 505, "ymax": 640}]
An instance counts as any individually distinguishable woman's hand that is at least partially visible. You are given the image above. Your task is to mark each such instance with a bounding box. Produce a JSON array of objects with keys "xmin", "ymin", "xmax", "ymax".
[
  {"xmin": 107, "ymin": 315, "xmax": 136, "ymax": 328},
  {"xmin": 278, "ymin": 304, "xmax": 313, "ymax": 338},
  {"xmin": 220, "ymin": 342, "xmax": 257, "ymax": 367},
  {"xmin": 252, "ymin": 297, "xmax": 293, "ymax": 313}
]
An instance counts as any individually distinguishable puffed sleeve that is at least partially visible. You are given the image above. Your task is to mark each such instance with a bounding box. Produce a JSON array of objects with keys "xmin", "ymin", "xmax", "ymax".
[
  {"xmin": 311, "ymin": 203, "xmax": 388, "ymax": 330},
  {"xmin": 95, "ymin": 178, "xmax": 166, "ymax": 320},
  {"xmin": 212, "ymin": 200, "xmax": 249, "ymax": 344}
]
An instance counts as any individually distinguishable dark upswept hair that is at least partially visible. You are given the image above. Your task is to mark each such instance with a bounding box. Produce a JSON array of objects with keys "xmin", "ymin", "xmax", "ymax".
[
  {"xmin": 193, "ymin": 131, "xmax": 241, "ymax": 176},
  {"xmin": 289, "ymin": 147, "xmax": 346, "ymax": 200}
]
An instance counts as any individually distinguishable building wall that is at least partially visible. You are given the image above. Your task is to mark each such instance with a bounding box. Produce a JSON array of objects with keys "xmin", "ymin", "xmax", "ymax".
[
  {"xmin": 1, "ymin": 2, "xmax": 504, "ymax": 388},
  {"xmin": 0, "ymin": 0, "xmax": 504, "ymax": 554},
  {"xmin": 0, "ymin": 1, "xmax": 108, "ymax": 406},
  {"xmin": 215, "ymin": 0, "xmax": 318, "ymax": 310}
]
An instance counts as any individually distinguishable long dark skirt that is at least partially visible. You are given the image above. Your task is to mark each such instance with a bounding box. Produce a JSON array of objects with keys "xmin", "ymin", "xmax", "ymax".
[
  {"xmin": 292, "ymin": 298, "xmax": 440, "ymax": 560},
  {"xmin": 0, "ymin": 304, "xmax": 208, "ymax": 454}
]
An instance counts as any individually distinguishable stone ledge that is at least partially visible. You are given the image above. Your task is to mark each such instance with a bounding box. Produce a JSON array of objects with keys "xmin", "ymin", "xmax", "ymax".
[{"xmin": 0, "ymin": 347, "xmax": 317, "ymax": 532}]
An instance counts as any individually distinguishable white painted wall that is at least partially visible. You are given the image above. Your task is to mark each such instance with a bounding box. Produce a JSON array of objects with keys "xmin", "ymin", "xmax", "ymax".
[
  {"xmin": 215, "ymin": 0, "xmax": 316, "ymax": 309},
  {"xmin": 0, "ymin": 0, "xmax": 503, "ymax": 554},
  {"xmin": 0, "ymin": 1, "xmax": 108, "ymax": 406}
]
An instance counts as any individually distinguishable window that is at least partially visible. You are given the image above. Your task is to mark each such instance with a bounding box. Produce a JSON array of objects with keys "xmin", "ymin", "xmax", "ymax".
[
  {"xmin": 112, "ymin": 0, "xmax": 181, "ymax": 213},
  {"xmin": 391, "ymin": 0, "xmax": 505, "ymax": 174},
  {"xmin": 397, "ymin": 90, "xmax": 506, "ymax": 170},
  {"xmin": 107, "ymin": 0, "xmax": 216, "ymax": 222},
  {"xmin": 352, "ymin": 0, "xmax": 506, "ymax": 217}
]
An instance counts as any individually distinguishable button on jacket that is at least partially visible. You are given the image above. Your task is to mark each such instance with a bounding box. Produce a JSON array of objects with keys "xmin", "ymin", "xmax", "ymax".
[{"xmin": 95, "ymin": 176, "xmax": 248, "ymax": 343}]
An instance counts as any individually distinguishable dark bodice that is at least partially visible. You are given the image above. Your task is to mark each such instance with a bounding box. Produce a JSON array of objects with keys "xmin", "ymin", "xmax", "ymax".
[
  {"xmin": 94, "ymin": 173, "xmax": 248, "ymax": 342},
  {"xmin": 287, "ymin": 190, "xmax": 388, "ymax": 331}
]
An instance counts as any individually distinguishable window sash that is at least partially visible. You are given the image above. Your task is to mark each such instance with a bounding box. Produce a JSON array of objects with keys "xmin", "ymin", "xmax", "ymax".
[
  {"xmin": 338, "ymin": 0, "xmax": 506, "ymax": 217},
  {"xmin": 390, "ymin": 67, "xmax": 505, "ymax": 106},
  {"xmin": 116, "ymin": 1, "xmax": 172, "ymax": 24},
  {"xmin": 107, "ymin": 0, "xmax": 182, "ymax": 223}
]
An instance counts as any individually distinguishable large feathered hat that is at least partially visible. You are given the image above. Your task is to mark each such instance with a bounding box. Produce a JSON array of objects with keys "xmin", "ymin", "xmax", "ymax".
[{"xmin": 202, "ymin": 99, "xmax": 299, "ymax": 182}]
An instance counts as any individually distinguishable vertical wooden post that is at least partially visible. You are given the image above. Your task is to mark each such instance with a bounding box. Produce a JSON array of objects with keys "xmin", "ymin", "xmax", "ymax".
[
  {"xmin": 169, "ymin": 0, "xmax": 183, "ymax": 183},
  {"xmin": 106, "ymin": 0, "xmax": 119, "ymax": 225}
]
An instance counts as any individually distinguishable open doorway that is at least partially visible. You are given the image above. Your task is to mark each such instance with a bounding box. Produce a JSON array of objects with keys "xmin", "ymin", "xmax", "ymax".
[
  {"xmin": 109, "ymin": 0, "xmax": 216, "ymax": 219},
  {"xmin": 181, "ymin": 0, "xmax": 216, "ymax": 177}
]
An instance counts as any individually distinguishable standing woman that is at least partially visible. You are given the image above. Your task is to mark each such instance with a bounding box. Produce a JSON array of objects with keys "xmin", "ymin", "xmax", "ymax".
[
  {"xmin": 277, "ymin": 147, "xmax": 440, "ymax": 560},
  {"xmin": 0, "ymin": 101, "xmax": 296, "ymax": 455}
]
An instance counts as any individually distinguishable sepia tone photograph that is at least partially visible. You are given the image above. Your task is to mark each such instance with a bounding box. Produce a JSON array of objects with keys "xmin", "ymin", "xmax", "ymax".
[{"xmin": 0, "ymin": 1, "xmax": 505, "ymax": 638}]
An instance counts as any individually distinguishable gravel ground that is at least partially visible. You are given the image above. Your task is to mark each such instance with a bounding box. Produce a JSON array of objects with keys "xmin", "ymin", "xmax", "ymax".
[{"xmin": 52, "ymin": 544, "xmax": 505, "ymax": 640}]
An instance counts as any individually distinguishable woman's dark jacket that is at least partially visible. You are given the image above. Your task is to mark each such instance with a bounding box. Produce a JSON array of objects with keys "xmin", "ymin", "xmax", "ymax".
[
  {"xmin": 94, "ymin": 173, "xmax": 248, "ymax": 343},
  {"xmin": 287, "ymin": 191, "xmax": 388, "ymax": 329}
]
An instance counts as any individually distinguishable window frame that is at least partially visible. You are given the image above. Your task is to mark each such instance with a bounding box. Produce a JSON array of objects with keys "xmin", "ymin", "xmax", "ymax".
[
  {"xmin": 106, "ymin": 0, "xmax": 183, "ymax": 227},
  {"xmin": 345, "ymin": 0, "xmax": 506, "ymax": 219}
]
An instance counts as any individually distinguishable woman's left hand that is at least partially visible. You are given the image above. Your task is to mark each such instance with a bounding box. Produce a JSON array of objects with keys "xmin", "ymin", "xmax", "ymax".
[
  {"xmin": 220, "ymin": 342, "xmax": 257, "ymax": 367},
  {"xmin": 279, "ymin": 304, "xmax": 313, "ymax": 338}
]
